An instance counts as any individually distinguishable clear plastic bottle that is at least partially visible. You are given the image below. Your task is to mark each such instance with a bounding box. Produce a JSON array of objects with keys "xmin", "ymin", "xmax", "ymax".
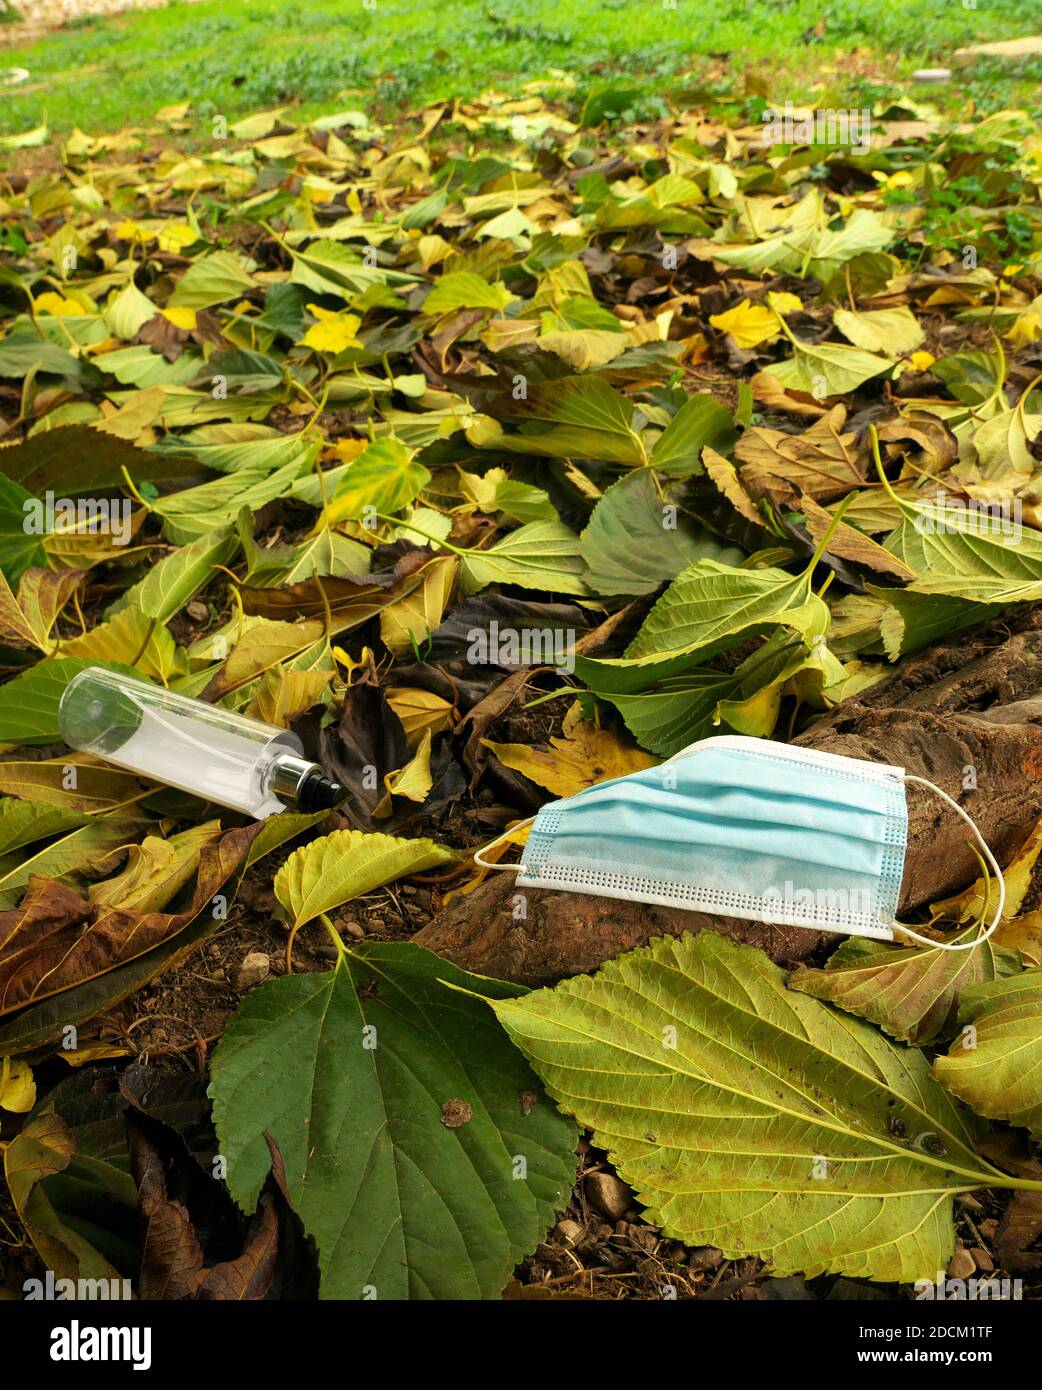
[{"xmin": 59, "ymin": 666, "xmax": 345, "ymax": 819}]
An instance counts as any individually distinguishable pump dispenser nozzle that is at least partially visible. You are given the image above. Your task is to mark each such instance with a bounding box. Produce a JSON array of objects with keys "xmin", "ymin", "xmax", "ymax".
[{"xmin": 59, "ymin": 666, "xmax": 348, "ymax": 820}]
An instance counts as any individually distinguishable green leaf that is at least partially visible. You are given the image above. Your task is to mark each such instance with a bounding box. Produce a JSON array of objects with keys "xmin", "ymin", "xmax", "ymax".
[
  {"xmin": 112, "ymin": 526, "xmax": 240, "ymax": 624},
  {"xmin": 168, "ymin": 250, "xmax": 258, "ymax": 308},
  {"xmin": 459, "ymin": 520, "xmax": 590, "ymax": 597},
  {"xmin": 323, "ymin": 438, "xmax": 431, "ymax": 522},
  {"xmin": 833, "ymin": 307, "xmax": 925, "ymax": 356},
  {"xmin": 867, "ymin": 584, "xmax": 1004, "ymax": 660},
  {"xmin": 651, "ymin": 393, "xmax": 736, "ymax": 477},
  {"xmin": 241, "ymin": 525, "xmax": 370, "ymax": 586},
  {"xmin": 789, "ymin": 927, "xmax": 1021, "ymax": 1046},
  {"xmin": 424, "ymin": 271, "xmax": 515, "ymax": 315},
  {"xmin": 274, "ymin": 827, "xmax": 458, "ymax": 930},
  {"xmin": 934, "ymin": 968, "xmax": 1042, "ymax": 1139},
  {"xmin": 104, "ymin": 283, "xmax": 157, "ymax": 339},
  {"xmin": 765, "ymin": 338, "xmax": 895, "ymax": 397},
  {"xmin": 490, "ymin": 376, "xmax": 647, "ymax": 465},
  {"xmin": 0, "ymin": 799, "xmax": 87, "ymax": 858},
  {"xmin": 486, "ymin": 930, "xmax": 1016, "ymax": 1282},
  {"xmin": 151, "ymin": 458, "xmax": 310, "ymax": 543},
  {"xmin": 884, "ymin": 499, "xmax": 1042, "ymax": 588},
  {"xmin": 0, "ymin": 814, "xmax": 149, "ymax": 908},
  {"xmin": 585, "ymin": 631, "xmax": 840, "ymax": 755},
  {"xmin": 209, "ymin": 941, "xmax": 578, "ymax": 1299},
  {"xmin": 574, "ymin": 559, "xmax": 829, "ymax": 692},
  {"xmin": 0, "ymin": 425, "xmax": 199, "ymax": 494},
  {"xmin": 0, "ymin": 657, "xmax": 135, "ymax": 745},
  {"xmin": 580, "ymin": 470, "xmax": 743, "ymax": 596},
  {"xmin": 0, "ymin": 471, "xmax": 46, "ymax": 582}
]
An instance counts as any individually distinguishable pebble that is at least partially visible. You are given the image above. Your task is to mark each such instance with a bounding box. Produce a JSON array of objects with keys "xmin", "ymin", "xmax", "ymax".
[
  {"xmin": 554, "ymin": 1218, "xmax": 583, "ymax": 1245},
  {"xmin": 235, "ymin": 952, "xmax": 270, "ymax": 991},
  {"xmin": 186, "ymin": 601, "xmax": 209, "ymax": 622},
  {"xmin": 970, "ymin": 1247, "xmax": 995, "ymax": 1273},
  {"xmin": 948, "ymin": 1247, "xmax": 976, "ymax": 1280},
  {"xmin": 688, "ymin": 1245, "xmax": 723, "ymax": 1272},
  {"xmin": 585, "ymin": 1170, "xmax": 632, "ymax": 1222}
]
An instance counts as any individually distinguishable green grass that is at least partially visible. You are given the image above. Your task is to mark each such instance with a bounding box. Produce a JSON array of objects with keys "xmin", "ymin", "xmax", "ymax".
[{"xmin": 1, "ymin": 0, "xmax": 1041, "ymax": 139}]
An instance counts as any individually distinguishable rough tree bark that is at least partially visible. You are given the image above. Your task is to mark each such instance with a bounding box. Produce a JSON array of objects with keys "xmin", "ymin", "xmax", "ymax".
[{"xmin": 414, "ymin": 610, "xmax": 1042, "ymax": 985}]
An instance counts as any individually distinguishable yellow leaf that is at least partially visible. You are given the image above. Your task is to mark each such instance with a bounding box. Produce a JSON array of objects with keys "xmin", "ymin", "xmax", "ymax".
[
  {"xmin": 274, "ymin": 827, "xmax": 457, "ymax": 932},
  {"xmin": 373, "ymin": 729, "xmax": 434, "ymax": 817},
  {"xmin": 114, "ymin": 219, "xmax": 154, "ymax": 245},
  {"xmin": 0, "ymin": 1057, "xmax": 35, "ymax": 1113},
  {"xmin": 709, "ymin": 299, "xmax": 786, "ymax": 349},
  {"xmin": 385, "ymin": 686, "xmax": 455, "ymax": 748},
  {"xmin": 1005, "ymin": 297, "xmax": 1042, "ymax": 348},
  {"xmin": 58, "ymin": 1042, "xmax": 131, "ymax": 1067},
  {"xmin": 299, "ymin": 304, "xmax": 362, "ymax": 354},
  {"xmin": 35, "ymin": 291, "xmax": 83, "ymax": 317},
  {"xmin": 329, "ymin": 437, "xmax": 368, "ymax": 463},
  {"xmin": 88, "ymin": 822, "xmax": 222, "ymax": 915},
  {"xmin": 447, "ymin": 819, "xmax": 532, "ymax": 901},
  {"xmin": 246, "ymin": 666, "xmax": 332, "ymax": 727},
  {"xmin": 379, "ymin": 555, "xmax": 456, "ymax": 657},
  {"xmin": 161, "ymin": 304, "xmax": 198, "ymax": 330},
  {"xmin": 483, "ymin": 702, "xmax": 657, "ymax": 798},
  {"xmin": 907, "ymin": 350, "xmax": 937, "ymax": 372},
  {"xmin": 157, "ymin": 223, "xmax": 198, "ymax": 253}
]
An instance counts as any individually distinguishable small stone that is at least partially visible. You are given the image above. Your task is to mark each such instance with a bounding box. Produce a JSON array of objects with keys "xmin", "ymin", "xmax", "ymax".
[
  {"xmin": 554, "ymin": 1218, "xmax": 582, "ymax": 1245},
  {"xmin": 187, "ymin": 600, "xmax": 209, "ymax": 622},
  {"xmin": 979, "ymin": 1218, "xmax": 999, "ymax": 1240},
  {"xmin": 343, "ymin": 920, "xmax": 365, "ymax": 939},
  {"xmin": 970, "ymin": 1247, "xmax": 995, "ymax": 1274},
  {"xmin": 585, "ymin": 1171, "xmax": 632, "ymax": 1222},
  {"xmin": 367, "ymin": 917, "xmax": 386, "ymax": 931},
  {"xmin": 688, "ymin": 1245, "xmax": 723, "ymax": 1272},
  {"xmin": 912, "ymin": 67, "xmax": 951, "ymax": 83},
  {"xmin": 957, "ymin": 1193, "xmax": 984, "ymax": 1214},
  {"xmin": 400, "ymin": 885, "xmax": 417, "ymax": 897},
  {"xmin": 948, "ymin": 1247, "xmax": 976, "ymax": 1281},
  {"xmin": 235, "ymin": 951, "xmax": 270, "ymax": 991}
]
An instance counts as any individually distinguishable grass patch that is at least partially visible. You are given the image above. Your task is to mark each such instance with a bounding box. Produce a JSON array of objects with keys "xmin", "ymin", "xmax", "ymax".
[{"xmin": 0, "ymin": 0, "xmax": 1041, "ymax": 138}]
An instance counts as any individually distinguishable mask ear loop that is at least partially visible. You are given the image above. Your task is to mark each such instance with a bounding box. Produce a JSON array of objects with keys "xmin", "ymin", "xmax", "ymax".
[
  {"xmin": 893, "ymin": 775, "xmax": 1006, "ymax": 952},
  {"xmin": 471, "ymin": 815, "xmax": 535, "ymax": 871}
]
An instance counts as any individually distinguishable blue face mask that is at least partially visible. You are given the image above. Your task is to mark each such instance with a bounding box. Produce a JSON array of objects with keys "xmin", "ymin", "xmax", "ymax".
[{"xmin": 475, "ymin": 735, "xmax": 1003, "ymax": 952}]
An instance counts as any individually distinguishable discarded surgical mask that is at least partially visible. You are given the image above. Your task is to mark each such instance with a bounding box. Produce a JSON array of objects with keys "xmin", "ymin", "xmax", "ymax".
[
  {"xmin": 475, "ymin": 735, "xmax": 1004, "ymax": 952},
  {"xmin": 59, "ymin": 666, "xmax": 347, "ymax": 819}
]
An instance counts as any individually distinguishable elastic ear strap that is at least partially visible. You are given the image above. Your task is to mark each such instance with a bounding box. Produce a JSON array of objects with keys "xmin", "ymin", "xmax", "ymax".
[
  {"xmin": 471, "ymin": 815, "xmax": 535, "ymax": 872},
  {"xmin": 894, "ymin": 775, "xmax": 1006, "ymax": 952}
]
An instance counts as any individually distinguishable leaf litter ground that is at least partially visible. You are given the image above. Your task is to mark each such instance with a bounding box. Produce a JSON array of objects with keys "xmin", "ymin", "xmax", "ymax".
[{"xmin": 2, "ymin": 85, "xmax": 1042, "ymax": 1299}]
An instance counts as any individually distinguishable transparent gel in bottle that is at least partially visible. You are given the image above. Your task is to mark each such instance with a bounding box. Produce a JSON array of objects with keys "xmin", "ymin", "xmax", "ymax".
[{"xmin": 59, "ymin": 666, "xmax": 346, "ymax": 819}]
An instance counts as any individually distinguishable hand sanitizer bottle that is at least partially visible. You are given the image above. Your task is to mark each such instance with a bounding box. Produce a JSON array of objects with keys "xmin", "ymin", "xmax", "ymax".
[{"xmin": 59, "ymin": 666, "xmax": 346, "ymax": 819}]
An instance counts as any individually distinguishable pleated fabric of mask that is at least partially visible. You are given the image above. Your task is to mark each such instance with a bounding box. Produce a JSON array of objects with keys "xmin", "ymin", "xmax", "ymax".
[{"xmin": 475, "ymin": 735, "xmax": 1005, "ymax": 951}]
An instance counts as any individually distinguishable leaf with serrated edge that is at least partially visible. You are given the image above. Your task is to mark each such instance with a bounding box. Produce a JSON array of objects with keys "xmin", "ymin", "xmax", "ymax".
[
  {"xmin": 934, "ymin": 969, "xmax": 1042, "ymax": 1139},
  {"xmin": 789, "ymin": 926, "xmax": 1020, "ymax": 1046},
  {"xmin": 274, "ymin": 827, "xmax": 457, "ymax": 929},
  {"xmin": 485, "ymin": 931, "xmax": 1019, "ymax": 1283},
  {"xmin": 209, "ymin": 941, "xmax": 577, "ymax": 1299}
]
